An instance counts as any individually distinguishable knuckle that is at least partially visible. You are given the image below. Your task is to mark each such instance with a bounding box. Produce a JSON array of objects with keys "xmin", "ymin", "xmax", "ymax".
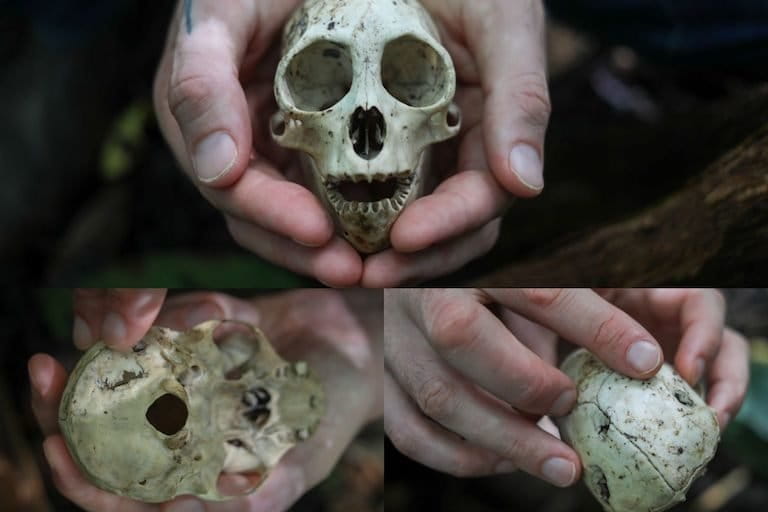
[
  {"xmin": 521, "ymin": 288, "xmax": 567, "ymax": 309},
  {"xmin": 590, "ymin": 311, "xmax": 636, "ymax": 353},
  {"xmin": 511, "ymin": 74, "xmax": 551, "ymax": 128},
  {"xmin": 497, "ymin": 432, "xmax": 526, "ymax": 462},
  {"xmin": 513, "ymin": 370, "xmax": 550, "ymax": 408},
  {"xmin": 415, "ymin": 377, "xmax": 457, "ymax": 422},
  {"xmin": 427, "ymin": 298, "xmax": 482, "ymax": 352},
  {"xmin": 168, "ymin": 73, "xmax": 220, "ymax": 126}
]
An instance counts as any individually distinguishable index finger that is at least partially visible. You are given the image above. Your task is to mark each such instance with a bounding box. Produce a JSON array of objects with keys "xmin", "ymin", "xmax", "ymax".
[
  {"xmin": 408, "ymin": 289, "xmax": 576, "ymax": 416},
  {"xmin": 487, "ymin": 289, "xmax": 663, "ymax": 379}
]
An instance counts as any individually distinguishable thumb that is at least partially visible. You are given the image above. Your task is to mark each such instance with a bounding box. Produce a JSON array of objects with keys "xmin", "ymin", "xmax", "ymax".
[
  {"xmin": 466, "ymin": 1, "xmax": 550, "ymax": 197},
  {"xmin": 165, "ymin": 1, "xmax": 262, "ymax": 187},
  {"xmin": 73, "ymin": 289, "xmax": 167, "ymax": 352}
]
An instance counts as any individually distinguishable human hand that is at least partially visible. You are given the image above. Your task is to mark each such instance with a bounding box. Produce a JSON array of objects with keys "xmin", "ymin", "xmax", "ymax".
[
  {"xmin": 153, "ymin": 1, "xmax": 363, "ymax": 287},
  {"xmin": 363, "ymin": 0, "xmax": 550, "ymax": 286},
  {"xmin": 384, "ymin": 288, "xmax": 748, "ymax": 485},
  {"xmin": 31, "ymin": 290, "xmax": 382, "ymax": 511},
  {"xmin": 72, "ymin": 288, "xmax": 167, "ymax": 351}
]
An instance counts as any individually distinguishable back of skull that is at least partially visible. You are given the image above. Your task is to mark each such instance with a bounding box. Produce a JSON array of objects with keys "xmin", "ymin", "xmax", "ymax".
[
  {"xmin": 58, "ymin": 322, "xmax": 324, "ymax": 502},
  {"xmin": 272, "ymin": 0, "xmax": 461, "ymax": 253}
]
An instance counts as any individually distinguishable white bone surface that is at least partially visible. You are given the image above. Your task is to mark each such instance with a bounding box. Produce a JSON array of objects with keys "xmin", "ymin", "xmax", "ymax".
[
  {"xmin": 59, "ymin": 321, "xmax": 324, "ymax": 502},
  {"xmin": 272, "ymin": 0, "xmax": 461, "ymax": 253},
  {"xmin": 557, "ymin": 349, "xmax": 719, "ymax": 512}
]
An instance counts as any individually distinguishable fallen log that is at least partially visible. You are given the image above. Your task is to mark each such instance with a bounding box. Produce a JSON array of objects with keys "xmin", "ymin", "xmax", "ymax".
[{"xmin": 474, "ymin": 122, "xmax": 768, "ymax": 286}]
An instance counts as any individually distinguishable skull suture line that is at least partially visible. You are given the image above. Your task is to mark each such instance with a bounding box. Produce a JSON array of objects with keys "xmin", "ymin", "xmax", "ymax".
[
  {"xmin": 271, "ymin": 0, "xmax": 461, "ymax": 253},
  {"xmin": 58, "ymin": 321, "xmax": 324, "ymax": 502}
]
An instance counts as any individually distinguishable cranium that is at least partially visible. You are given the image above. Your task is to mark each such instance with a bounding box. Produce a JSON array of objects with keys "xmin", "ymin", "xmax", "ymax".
[
  {"xmin": 271, "ymin": 0, "xmax": 461, "ymax": 253},
  {"xmin": 556, "ymin": 349, "xmax": 719, "ymax": 512},
  {"xmin": 58, "ymin": 321, "xmax": 324, "ymax": 502}
]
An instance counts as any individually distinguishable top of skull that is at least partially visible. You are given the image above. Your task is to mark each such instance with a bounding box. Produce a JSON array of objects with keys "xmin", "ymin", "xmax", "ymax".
[{"xmin": 58, "ymin": 321, "xmax": 325, "ymax": 502}]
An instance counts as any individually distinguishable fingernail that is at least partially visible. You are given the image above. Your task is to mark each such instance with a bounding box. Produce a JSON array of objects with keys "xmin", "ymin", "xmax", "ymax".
[
  {"xmin": 691, "ymin": 358, "xmax": 705, "ymax": 385},
  {"xmin": 495, "ymin": 460, "xmax": 517, "ymax": 474},
  {"xmin": 193, "ymin": 131, "xmax": 237, "ymax": 182},
  {"xmin": 101, "ymin": 312, "xmax": 127, "ymax": 345},
  {"xmin": 509, "ymin": 144, "xmax": 544, "ymax": 191},
  {"xmin": 550, "ymin": 389, "xmax": 577, "ymax": 417},
  {"xmin": 627, "ymin": 340, "xmax": 661, "ymax": 375},
  {"xmin": 218, "ymin": 474, "xmax": 258, "ymax": 496},
  {"xmin": 541, "ymin": 457, "xmax": 576, "ymax": 487},
  {"xmin": 29, "ymin": 357, "xmax": 53, "ymax": 396},
  {"xmin": 72, "ymin": 316, "xmax": 93, "ymax": 350},
  {"xmin": 186, "ymin": 302, "xmax": 224, "ymax": 328},
  {"xmin": 167, "ymin": 498, "xmax": 205, "ymax": 512},
  {"xmin": 131, "ymin": 290, "xmax": 160, "ymax": 315}
]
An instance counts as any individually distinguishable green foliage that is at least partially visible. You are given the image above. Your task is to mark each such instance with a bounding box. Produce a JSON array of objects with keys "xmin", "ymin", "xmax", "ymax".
[
  {"xmin": 76, "ymin": 252, "xmax": 312, "ymax": 288},
  {"xmin": 100, "ymin": 100, "xmax": 152, "ymax": 181},
  {"xmin": 37, "ymin": 252, "xmax": 314, "ymax": 340}
]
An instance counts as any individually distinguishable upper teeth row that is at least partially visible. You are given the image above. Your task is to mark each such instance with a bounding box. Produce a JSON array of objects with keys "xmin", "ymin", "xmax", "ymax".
[{"xmin": 325, "ymin": 171, "xmax": 413, "ymax": 185}]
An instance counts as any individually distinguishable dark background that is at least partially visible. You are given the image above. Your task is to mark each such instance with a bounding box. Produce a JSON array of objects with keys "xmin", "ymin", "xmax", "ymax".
[{"xmin": 1, "ymin": 1, "xmax": 767, "ymax": 287}]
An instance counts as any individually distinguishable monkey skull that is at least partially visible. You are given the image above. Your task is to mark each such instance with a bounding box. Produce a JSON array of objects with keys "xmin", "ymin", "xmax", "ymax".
[
  {"xmin": 58, "ymin": 321, "xmax": 324, "ymax": 502},
  {"xmin": 271, "ymin": 0, "xmax": 461, "ymax": 253}
]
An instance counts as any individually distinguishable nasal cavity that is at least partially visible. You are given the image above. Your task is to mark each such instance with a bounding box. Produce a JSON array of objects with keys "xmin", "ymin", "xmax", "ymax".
[{"xmin": 349, "ymin": 107, "xmax": 385, "ymax": 160}]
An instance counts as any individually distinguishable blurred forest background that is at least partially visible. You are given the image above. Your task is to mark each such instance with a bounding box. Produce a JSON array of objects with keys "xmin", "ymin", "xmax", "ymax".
[
  {"xmin": 0, "ymin": 288, "xmax": 384, "ymax": 512},
  {"xmin": 0, "ymin": 1, "xmax": 767, "ymax": 287},
  {"xmin": 386, "ymin": 289, "xmax": 768, "ymax": 512}
]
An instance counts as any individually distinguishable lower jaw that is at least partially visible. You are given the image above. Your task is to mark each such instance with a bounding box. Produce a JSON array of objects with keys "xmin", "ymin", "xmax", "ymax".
[{"xmin": 325, "ymin": 194, "xmax": 409, "ymax": 254}]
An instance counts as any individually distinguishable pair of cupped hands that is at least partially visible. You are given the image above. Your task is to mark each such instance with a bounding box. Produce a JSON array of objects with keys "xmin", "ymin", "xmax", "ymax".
[
  {"xmin": 154, "ymin": 0, "xmax": 550, "ymax": 286},
  {"xmin": 29, "ymin": 289, "xmax": 383, "ymax": 512}
]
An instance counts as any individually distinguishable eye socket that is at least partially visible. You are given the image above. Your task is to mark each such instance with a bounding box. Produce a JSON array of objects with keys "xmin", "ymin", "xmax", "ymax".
[
  {"xmin": 382, "ymin": 36, "xmax": 451, "ymax": 108},
  {"xmin": 284, "ymin": 41, "xmax": 353, "ymax": 111}
]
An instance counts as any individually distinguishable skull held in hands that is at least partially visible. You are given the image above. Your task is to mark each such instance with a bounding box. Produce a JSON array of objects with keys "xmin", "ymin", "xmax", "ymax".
[
  {"xmin": 58, "ymin": 321, "xmax": 324, "ymax": 502},
  {"xmin": 271, "ymin": 0, "xmax": 461, "ymax": 253},
  {"xmin": 556, "ymin": 349, "xmax": 719, "ymax": 512}
]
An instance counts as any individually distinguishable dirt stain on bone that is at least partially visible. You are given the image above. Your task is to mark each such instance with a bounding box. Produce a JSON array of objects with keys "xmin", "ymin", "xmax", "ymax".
[
  {"xmin": 99, "ymin": 369, "xmax": 145, "ymax": 390},
  {"xmin": 591, "ymin": 465, "xmax": 611, "ymax": 503}
]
